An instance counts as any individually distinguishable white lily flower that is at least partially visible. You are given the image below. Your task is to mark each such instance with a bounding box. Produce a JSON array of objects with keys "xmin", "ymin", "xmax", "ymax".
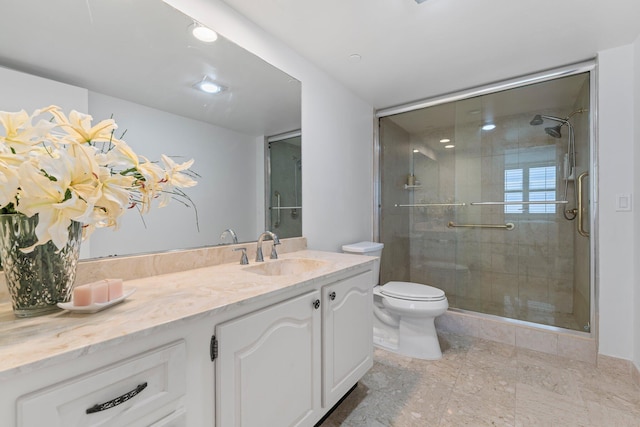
[
  {"xmin": 49, "ymin": 107, "xmax": 117, "ymax": 145},
  {"xmin": 161, "ymin": 155, "xmax": 197, "ymax": 188},
  {"xmin": 16, "ymin": 161, "xmax": 90, "ymax": 251},
  {"xmin": 0, "ymin": 109, "xmax": 55, "ymax": 153},
  {"xmin": 0, "ymin": 106, "xmax": 197, "ymax": 250}
]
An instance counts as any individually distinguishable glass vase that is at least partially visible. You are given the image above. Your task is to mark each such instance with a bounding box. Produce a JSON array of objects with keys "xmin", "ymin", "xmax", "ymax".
[{"xmin": 0, "ymin": 214, "xmax": 82, "ymax": 318}]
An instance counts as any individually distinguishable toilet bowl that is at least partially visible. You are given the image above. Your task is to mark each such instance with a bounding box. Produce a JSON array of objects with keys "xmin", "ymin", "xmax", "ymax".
[{"xmin": 342, "ymin": 242, "xmax": 449, "ymax": 360}]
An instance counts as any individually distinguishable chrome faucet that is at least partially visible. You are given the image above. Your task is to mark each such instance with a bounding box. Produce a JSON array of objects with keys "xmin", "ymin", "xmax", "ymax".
[
  {"xmin": 256, "ymin": 231, "xmax": 280, "ymax": 262},
  {"xmin": 220, "ymin": 228, "xmax": 238, "ymax": 245}
]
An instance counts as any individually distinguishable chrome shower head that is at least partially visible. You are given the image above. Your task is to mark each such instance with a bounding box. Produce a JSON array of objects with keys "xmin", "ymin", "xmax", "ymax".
[
  {"xmin": 530, "ymin": 115, "xmax": 543, "ymax": 126},
  {"xmin": 545, "ymin": 125, "xmax": 563, "ymax": 138}
]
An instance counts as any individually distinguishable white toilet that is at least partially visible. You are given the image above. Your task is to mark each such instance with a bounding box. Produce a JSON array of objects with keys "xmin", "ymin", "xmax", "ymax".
[{"xmin": 342, "ymin": 241, "xmax": 448, "ymax": 360}]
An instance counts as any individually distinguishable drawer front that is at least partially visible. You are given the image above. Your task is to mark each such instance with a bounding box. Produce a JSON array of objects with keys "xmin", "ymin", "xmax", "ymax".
[
  {"xmin": 150, "ymin": 408, "xmax": 187, "ymax": 427},
  {"xmin": 17, "ymin": 340, "xmax": 186, "ymax": 427}
]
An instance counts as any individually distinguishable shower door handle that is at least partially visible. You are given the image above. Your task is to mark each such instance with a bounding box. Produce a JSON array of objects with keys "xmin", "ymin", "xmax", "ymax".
[
  {"xmin": 273, "ymin": 191, "xmax": 281, "ymax": 228},
  {"xmin": 577, "ymin": 171, "xmax": 589, "ymax": 238}
]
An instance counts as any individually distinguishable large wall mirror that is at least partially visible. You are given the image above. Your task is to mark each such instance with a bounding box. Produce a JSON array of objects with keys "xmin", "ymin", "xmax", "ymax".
[{"xmin": 0, "ymin": 0, "xmax": 301, "ymax": 259}]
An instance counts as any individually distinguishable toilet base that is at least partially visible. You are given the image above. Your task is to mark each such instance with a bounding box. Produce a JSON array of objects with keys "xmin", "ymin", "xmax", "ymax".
[
  {"xmin": 373, "ymin": 312, "xmax": 443, "ymax": 360},
  {"xmin": 398, "ymin": 316, "xmax": 442, "ymax": 360}
]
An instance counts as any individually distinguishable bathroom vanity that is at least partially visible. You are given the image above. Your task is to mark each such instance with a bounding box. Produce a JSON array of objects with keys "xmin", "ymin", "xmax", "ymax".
[{"xmin": 0, "ymin": 249, "xmax": 374, "ymax": 426}]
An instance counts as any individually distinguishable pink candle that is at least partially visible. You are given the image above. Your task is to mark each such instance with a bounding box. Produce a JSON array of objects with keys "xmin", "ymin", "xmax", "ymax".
[
  {"xmin": 106, "ymin": 278, "xmax": 123, "ymax": 300},
  {"xmin": 73, "ymin": 285, "xmax": 93, "ymax": 306},
  {"xmin": 92, "ymin": 280, "xmax": 109, "ymax": 303}
]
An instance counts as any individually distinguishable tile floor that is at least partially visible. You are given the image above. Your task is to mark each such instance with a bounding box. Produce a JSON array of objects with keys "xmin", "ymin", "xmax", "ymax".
[{"xmin": 319, "ymin": 332, "xmax": 640, "ymax": 426}]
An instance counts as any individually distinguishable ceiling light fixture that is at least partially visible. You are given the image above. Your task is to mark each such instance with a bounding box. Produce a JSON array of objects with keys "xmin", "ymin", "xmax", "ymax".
[
  {"xmin": 413, "ymin": 149, "xmax": 420, "ymax": 153},
  {"xmin": 440, "ymin": 138, "xmax": 450, "ymax": 143},
  {"xmin": 193, "ymin": 76, "xmax": 226, "ymax": 94},
  {"xmin": 482, "ymin": 123, "xmax": 496, "ymax": 131},
  {"xmin": 445, "ymin": 144, "xmax": 455, "ymax": 149},
  {"xmin": 190, "ymin": 22, "xmax": 218, "ymax": 43}
]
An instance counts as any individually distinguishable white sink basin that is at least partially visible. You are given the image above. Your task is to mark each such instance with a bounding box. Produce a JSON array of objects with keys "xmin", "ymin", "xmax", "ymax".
[{"xmin": 243, "ymin": 258, "xmax": 328, "ymax": 276}]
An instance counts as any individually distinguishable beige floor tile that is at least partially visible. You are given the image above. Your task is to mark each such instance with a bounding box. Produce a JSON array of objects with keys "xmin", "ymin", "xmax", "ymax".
[
  {"xmin": 466, "ymin": 337, "xmax": 518, "ymax": 370},
  {"xmin": 320, "ymin": 333, "xmax": 640, "ymax": 427},
  {"xmin": 585, "ymin": 400, "xmax": 640, "ymax": 427},
  {"xmin": 515, "ymin": 383, "xmax": 590, "ymax": 427},
  {"xmin": 440, "ymin": 392, "xmax": 516, "ymax": 426}
]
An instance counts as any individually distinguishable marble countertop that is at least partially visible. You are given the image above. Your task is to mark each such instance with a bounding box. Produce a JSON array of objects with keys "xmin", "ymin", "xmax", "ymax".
[{"xmin": 0, "ymin": 250, "xmax": 374, "ymax": 380}]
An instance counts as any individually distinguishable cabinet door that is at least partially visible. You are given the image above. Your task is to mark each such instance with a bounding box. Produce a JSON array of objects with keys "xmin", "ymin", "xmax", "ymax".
[
  {"xmin": 216, "ymin": 291, "xmax": 321, "ymax": 427},
  {"xmin": 322, "ymin": 270, "xmax": 373, "ymax": 408}
]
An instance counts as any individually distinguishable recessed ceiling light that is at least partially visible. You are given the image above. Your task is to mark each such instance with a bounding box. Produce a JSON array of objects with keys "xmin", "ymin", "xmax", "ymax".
[
  {"xmin": 193, "ymin": 76, "xmax": 226, "ymax": 94},
  {"xmin": 445, "ymin": 144, "xmax": 455, "ymax": 149},
  {"xmin": 440, "ymin": 138, "xmax": 450, "ymax": 143},
  {"xmin": 482, "ymin": 124, "xmax": 496, "ymax": 131},
  {"xmin": 413, "ymin": 149, "xmax": 419, "ymax": 153},
  {"xmin": 190, "ymin": 23, "xmax": 218, "ymax": 43}
]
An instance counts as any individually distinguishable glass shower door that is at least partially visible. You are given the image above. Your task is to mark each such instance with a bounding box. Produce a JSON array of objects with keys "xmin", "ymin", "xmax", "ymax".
[{"xmin": 379, "ymin": 71, "xmax": 592, "ymax": 332}]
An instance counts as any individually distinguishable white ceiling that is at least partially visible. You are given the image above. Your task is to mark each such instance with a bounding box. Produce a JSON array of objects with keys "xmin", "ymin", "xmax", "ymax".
[
  {"xmin": 222, "ymin": 0, "xmax": 640, "ymax": 110},
  {"xmin": 0, "ymin": 0, "xmax": 301, "ymax": 137}
]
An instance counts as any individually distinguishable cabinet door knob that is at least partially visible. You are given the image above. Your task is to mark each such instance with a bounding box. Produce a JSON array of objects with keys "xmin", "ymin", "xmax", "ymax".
[
  {"xmin": 313, "ymin": 299, "xmax": 320, "ymax": 309},
  {"xmin": 329, "ymin": 291, "xmax": 336, "ymax": 301}
]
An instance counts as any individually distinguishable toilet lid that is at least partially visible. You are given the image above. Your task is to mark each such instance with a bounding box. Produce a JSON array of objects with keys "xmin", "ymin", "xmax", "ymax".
[{"xmin": 380, "ymin": 281, "xmax": 446, "ymax": 301}]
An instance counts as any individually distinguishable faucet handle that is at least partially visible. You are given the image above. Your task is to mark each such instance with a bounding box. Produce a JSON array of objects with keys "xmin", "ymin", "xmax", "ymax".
[
  {"xmin": 268, "ymin": 231, "xmax": 280, "ymax": 259},
  {"xmin": 233, "ymin": 247, "xmax": 249, "ymax": 265}
]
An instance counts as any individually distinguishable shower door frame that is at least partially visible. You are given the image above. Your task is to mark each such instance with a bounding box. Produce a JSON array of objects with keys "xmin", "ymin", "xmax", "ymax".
[{"xmin": 373, "ymin": 60, "xmax": 598, "ymax": 337}]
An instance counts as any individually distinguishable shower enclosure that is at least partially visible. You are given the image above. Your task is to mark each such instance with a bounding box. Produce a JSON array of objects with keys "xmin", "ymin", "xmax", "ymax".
[
  {"xmin": 266, "ymin": 133, "xmax": 302, "ymax": 238},
  {"xmin": 377, "ymin": 67, "xmax": 593, "ymax": 332}
]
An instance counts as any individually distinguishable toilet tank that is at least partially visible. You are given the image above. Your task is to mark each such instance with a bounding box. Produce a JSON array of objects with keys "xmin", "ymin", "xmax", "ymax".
[{"xmin": 341, "ymin": 241, "xmax": 384, "ymax": 285}]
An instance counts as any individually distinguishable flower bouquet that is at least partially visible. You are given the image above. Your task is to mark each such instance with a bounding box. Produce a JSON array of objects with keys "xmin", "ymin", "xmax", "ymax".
[{"xmin": 0, "ymin": 105, "xmax": 197, "ymax": 316}]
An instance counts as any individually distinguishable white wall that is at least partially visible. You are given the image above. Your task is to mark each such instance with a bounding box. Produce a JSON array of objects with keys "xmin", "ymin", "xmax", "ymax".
[
  {"xmin": 597, "ymin": 45, "xmax": 636, "ymax": 360},
  {"xmin": 633, "ymin": 34, "xmax": 640, "ymax": 372},
  {"xmin": 164, "ymin": 0, "xmax": 375, "ymax": 252},
  {"xmin": 0, "ymin": 66, "xmax": 88, "ymax": 113}
]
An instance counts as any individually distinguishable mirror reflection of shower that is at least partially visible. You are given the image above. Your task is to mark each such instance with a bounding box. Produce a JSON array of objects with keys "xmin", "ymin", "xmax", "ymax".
[
  {"xmin": 266, "ymin": 131, "xmax": 302, "ymax": 239},
  {"xmin": 529, "ymin": 108, "xmax": 587, "ymax": 220},
  {"xmin": 291, "ymin": 156, "xmax": 301, "ymax": 219}
]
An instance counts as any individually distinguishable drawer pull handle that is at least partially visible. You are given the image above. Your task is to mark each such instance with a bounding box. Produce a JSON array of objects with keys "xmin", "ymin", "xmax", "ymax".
[
  {"xmin": 329, "ymin": 291, "xmax": 336, "ymax": 301},
  {"xmin": 86, "ymin": 382, "xmax": 148, "ymax": 414}
]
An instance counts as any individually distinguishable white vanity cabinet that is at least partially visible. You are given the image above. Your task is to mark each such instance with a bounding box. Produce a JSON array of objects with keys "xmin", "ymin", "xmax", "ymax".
[
  {"xmin": 0, "ymin": 251, "xmax": 376, "ymax": 427},
  {"xmin": 215, "ymin": 290, "xmax": 322, "ymax": 427},
  {"xmin": 321, "ymin": 270, "xmax": 373, "ymax": 409},
  {"xmin": 0, "ymin": 316, "xmax": 215, "ymax": 427},
  {"xmin": 215, "ymin": 266, "xmax": 374, "ymax": 427}
]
